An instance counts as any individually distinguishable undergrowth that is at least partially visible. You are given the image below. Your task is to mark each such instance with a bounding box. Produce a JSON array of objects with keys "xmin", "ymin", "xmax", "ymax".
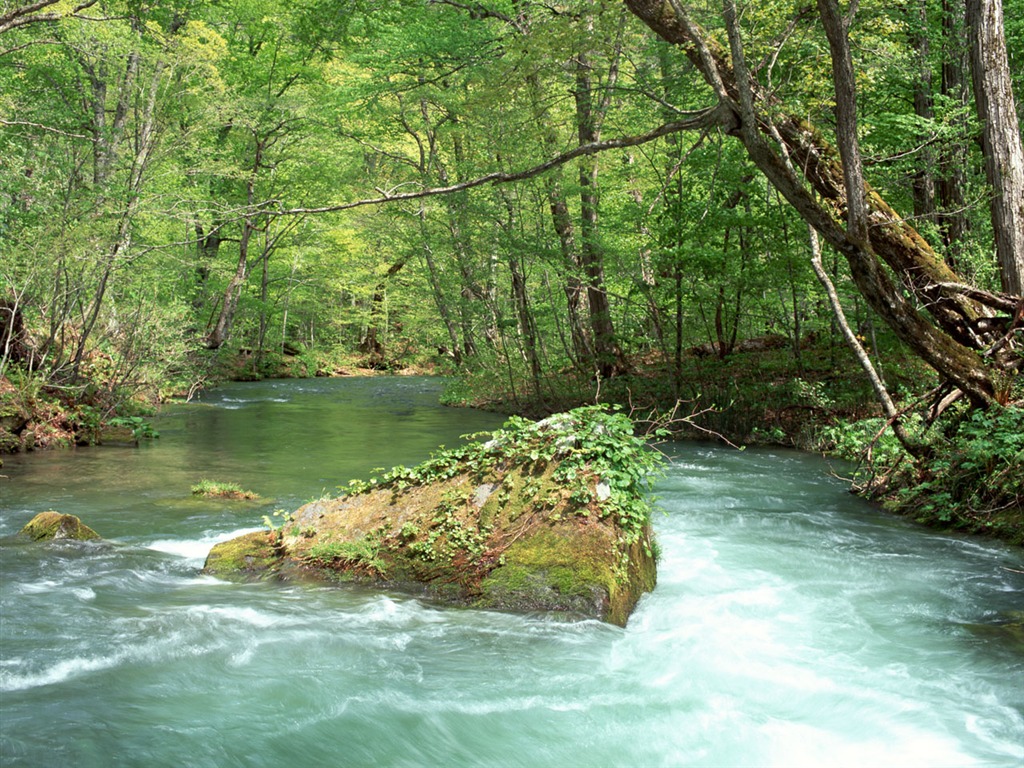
[{"xmin": 824, "ymin": 405, "xmax": 1023, "ymax": 543}]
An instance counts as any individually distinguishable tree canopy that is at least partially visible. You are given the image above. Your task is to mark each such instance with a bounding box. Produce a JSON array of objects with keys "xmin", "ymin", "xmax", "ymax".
[{"xmin": 1, "ymin": 0, "xmax": 1021, "ymax": 422}]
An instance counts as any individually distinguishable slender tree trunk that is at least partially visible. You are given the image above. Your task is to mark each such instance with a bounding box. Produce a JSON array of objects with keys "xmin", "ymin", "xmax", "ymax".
[
  {"xmin": 510, "ymin": 252, "xmax": 543, "ymax": 387},
  {"xmin": 254, "ymin": 233, "xmax": 272, "ymax": 373},
  {"xmin": 966, "ymin": 0, "xmax": 1024, "ymax": 294},
  {"xmin": 525, "ymin": 71, "xmax": 592, "ymax": 366},
  {"xmin": 498, "ymin": 189, "xmax": 543, "ymax": 389},
  {"xmin": 938, "ymin": 0, "xmax": 970, "ymax": 267},
  {"xmin": 360, "ymin": 253, "xmax": 411, "ymax": 362},
  {"xmin": 207, "ymin": 133, "xmax": 265, "ymax": 350},
  {"xmin": 910, "ymin": 0, "xmax": 936, "ymax": 220},
  {"xmin": 206, "ymin": 218, "xmax": 253, "ymax": 350},
  {"xmin": 418, "ymin": 208, "xmax": 463, "ymax": 366},
  {"xmin": 573, "ymin": 8, "xmax": 629, "ymax": 378},
  {"xmin": 809, "ymin": 227, "xmax": 919, "ymax": 454},
  {"xmin": 70, "ymin": 57, "xmax": 162, "ymax": 380}
]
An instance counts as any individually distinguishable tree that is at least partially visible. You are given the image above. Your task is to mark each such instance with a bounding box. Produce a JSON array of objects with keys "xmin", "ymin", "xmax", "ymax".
[
  {"xmin": 0, "ymin": 0, "xmax": 97, "ymax": 36},
  {"xmin": 967, "ymin": 0, "xmax": 1024, "ymax": 294},
  {"xmin": 621, "ymin": 0, "xmax": 1022, "ymax": 406}
]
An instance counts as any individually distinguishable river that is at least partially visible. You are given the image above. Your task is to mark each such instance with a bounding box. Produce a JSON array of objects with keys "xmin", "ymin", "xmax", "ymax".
[{"xmin": 1, "ymin": 377, "xmax": 1022, "ymax": 766}]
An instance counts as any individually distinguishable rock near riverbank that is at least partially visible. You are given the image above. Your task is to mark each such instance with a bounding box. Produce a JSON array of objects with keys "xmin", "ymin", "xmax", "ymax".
[{"xmin": 204, "ymin": 407, "xmax": 662, "ymax": 625}]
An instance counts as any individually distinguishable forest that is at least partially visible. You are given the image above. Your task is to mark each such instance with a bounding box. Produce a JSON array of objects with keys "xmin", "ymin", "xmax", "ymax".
[{"xmin": 1, "ymin": 0, "xmax": 1022, "ymax": 540}]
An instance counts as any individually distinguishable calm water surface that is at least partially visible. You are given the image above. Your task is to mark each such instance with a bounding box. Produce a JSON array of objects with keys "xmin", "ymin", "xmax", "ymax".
[{"xmin": 1, "ymin": 377, "xmax": 1022, "ymax": 766}]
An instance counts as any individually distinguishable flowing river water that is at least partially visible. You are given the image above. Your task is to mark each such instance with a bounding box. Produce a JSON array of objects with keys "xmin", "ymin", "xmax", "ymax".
[{"xmin": 1, "ymin": 377, "xmax": 1022, "ymax": 767}]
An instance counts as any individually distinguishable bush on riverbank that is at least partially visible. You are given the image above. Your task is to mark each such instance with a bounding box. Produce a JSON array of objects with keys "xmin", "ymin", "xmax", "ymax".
[
  {"xmin": 444, "ymin": 337, "xmax": 1022, "ymax": 545},
  {"xmin": 0, "ymin": 371, "xmax": 159, "ymax": 452},
  {"xmin": 873, "ymin": 408, "xmax": 1022, "ymax": 544}
]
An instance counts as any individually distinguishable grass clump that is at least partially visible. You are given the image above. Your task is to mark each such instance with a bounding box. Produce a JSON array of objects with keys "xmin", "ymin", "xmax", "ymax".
[
  {"xmin": 305, "ymin": 532, "xmax": 388, "ymax": 576},
  {"xmin": 191, "ymin": 479, "xmax": 260, "ymax": 500}
]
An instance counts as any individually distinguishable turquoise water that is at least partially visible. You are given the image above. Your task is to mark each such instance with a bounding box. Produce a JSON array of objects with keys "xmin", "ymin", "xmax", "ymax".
[{"xmin": 2, "ymin": 377, "xmax": 1022, "ymax": 766}]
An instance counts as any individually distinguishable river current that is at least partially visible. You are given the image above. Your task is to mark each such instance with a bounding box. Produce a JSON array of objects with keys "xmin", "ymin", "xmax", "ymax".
[{"xmin": 1, "ymin": 377, "xmax": 1022, "ymax": 766}]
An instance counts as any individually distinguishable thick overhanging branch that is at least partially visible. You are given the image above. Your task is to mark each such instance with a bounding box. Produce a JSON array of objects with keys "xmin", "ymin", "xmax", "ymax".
[
  {"xmin": 0, "ymin": 0, "xmax": 99, "ymax": 35},
  {"xmin": 269, "ymin": 107, "xmax": 730, "ymax": 217}
]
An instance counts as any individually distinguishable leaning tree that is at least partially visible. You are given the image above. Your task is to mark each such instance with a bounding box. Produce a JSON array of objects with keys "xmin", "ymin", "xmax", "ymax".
[{"xmin": 622, "ymin": 0, "xmax": 1022, "ymax": 409}]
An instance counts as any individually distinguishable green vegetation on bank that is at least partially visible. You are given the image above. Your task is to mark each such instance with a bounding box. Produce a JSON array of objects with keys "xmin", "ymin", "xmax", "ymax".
[
  {"xmin": 827, "ymin": 405, "xmax": 1024, "ymax": 544},
  {"xmin": 446, "ymin": 335, "xmax": 1022, "ymax": 544}
]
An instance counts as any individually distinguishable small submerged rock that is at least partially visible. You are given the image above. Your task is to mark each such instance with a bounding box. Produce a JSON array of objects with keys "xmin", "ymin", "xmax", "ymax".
[
  {"xmin": 19, "ymin": 511, "xmax": 101, "ymax": 542},
  {"xmin": 204, "ymin": 407, "xmax": 662, "ymax": 626}
]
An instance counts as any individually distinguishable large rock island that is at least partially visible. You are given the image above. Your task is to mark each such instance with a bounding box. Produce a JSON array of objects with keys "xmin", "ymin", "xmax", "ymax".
[{"xmin": 204, "ymin": 406, "xmax": 662, "ymax": 625}]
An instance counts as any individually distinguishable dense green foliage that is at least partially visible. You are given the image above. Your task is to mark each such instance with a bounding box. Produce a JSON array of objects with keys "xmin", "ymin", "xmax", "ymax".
[
  {"xmin": 1, "ymin": 0, "xmax": 1021, "ymax": 538},
  {"xmin": 897, "ymin": 408, "xmax": 1024, "ymax": 536}
]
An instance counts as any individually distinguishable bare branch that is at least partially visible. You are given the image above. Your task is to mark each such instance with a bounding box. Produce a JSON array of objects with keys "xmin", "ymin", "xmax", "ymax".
[
  {"xmin": 0, "ymin": 118, "xmax": 92, "ymax": 139},
  {"xmin": 0, "ymin": 0, "xmax": 99, "ymax": 35}
]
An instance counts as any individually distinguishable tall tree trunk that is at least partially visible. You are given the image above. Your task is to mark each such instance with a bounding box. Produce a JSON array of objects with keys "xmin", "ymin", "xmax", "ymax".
[
  {"xmin": 207, "ymin": 133, "xmax": 266, "ymax": 350},
  {"xmin": 360, "ymin": 253, "xmax": 411, "ymax": 363},
  {"xmin": 967, "ymin": 0, "xmax": 1024, "ymax": 294},
  {"xmin": 525, "ymin": 71, "xmax": 592, "ymax": 366},
  {"xmin": 910, "ymin": 0, "xmax": 937, "ymax": 220},
  {"xmin": 510, "ymin": 251, "xmax": 543, "ymax": 388},
  {"xmin": 573, "ymin": 7, "xmax": 629, "ymax": 378},
  {"xmin": 497, "ymin": 189, "xmax": 543, "ymax": 389},
  {"xmin": 937, "ymin": 0, "xmax": 970, "ymax": 267},
  {"xmin": 206, "ymin": 217, "xmax": 253, "ymax": 350},
  {"xmin": 418, "ymin": 207, "xmax": 463, "ymax": 366},
  {"xmin": 70, "ymin": 56, "xmax": 162, "ymax": 380}
]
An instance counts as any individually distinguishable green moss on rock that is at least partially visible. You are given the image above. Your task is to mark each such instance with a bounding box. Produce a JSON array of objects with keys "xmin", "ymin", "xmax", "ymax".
[
  {"xmin": 480, "ymin": 525, "xmax": 615, "ymax": 614},
  {"xmin": 19, "ymin": 511, "xmax": 101, "ymax": 542},
  {"xmin": 202, "ymin": 407, "xmax": 662, "ymax": 625},
  {"xmin": 204, "ymin": 530, "xmax": 284, "ymax": 577}
]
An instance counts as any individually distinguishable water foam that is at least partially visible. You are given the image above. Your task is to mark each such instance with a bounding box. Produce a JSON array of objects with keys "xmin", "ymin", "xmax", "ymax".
[{"xmin": 145, "ymin": 527, "xmax": 262, "ymax": 562}]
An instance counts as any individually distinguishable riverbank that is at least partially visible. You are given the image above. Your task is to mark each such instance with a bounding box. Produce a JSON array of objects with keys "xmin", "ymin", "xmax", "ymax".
[
  {"xmin": 3, "ymin": 339, "xmax": 1020, "ymax": 545},
  {"xmin": 442, "ymin": 340, "xmax": 1023, "ymax": 546},
  {"xmin": 0, "ymin": 346, "xmax": 432, "ymax": 455}
]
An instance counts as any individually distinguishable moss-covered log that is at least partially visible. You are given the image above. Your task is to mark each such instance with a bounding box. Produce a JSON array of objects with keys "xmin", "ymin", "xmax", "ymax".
[{"xmin": 204, "ymin": 407, "xmax": 662, "ymax": 626}]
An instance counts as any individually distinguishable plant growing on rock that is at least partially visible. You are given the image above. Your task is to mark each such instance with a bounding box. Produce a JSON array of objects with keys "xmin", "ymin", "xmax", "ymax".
[
  {"xmin": 205, "ymin": 406, "xmax": 666, "ymax": 625},
  {"xmin": 192, "ymin": 480, "xmax": 260, "ymax": 500},
  {"xmin": 342, "ymin": 405, "xmax": 667, "ymax": 546}
]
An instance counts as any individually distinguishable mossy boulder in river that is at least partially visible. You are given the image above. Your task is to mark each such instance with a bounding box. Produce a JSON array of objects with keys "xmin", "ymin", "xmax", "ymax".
[
  {"xmin": 19, "ymin": 511, "xmax": 101, "ymax": 542},
  {"xmin": 204, "ymin": 407, "xmax": 663, "ymax": 626}
]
